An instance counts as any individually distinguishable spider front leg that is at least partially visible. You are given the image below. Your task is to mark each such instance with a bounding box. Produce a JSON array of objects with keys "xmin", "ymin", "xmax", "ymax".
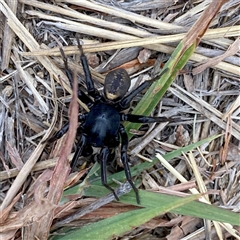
[
  {"xmin": 48, "ymin": 46, "xmax": 95, "ymax": 143},
  {"xmin": 99, "ymin": 147, "xmax": 120, "ymax": 201},
  {"xmin": 119, "ymin": 124, "xmax": 140, "ymax": 204},
  {"xmin": 76, "ymin": 38, "xmax": 102, "ymax": 102},
  {"xmin": 117, "ymin": 68, "xmax": 168, "ymax": 111},
  {"xmin": 121, "ymin": 113, "xmax": 173, "ymax": 124},
  {"xmin": 60, "ymin": 46, "xmax": 94, "ymax": 109}
]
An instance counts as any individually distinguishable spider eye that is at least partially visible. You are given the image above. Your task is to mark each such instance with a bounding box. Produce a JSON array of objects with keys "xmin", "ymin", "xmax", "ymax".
[{"xmin": 104, "ymin": 68, "xmax": 130, "ymax": 101}]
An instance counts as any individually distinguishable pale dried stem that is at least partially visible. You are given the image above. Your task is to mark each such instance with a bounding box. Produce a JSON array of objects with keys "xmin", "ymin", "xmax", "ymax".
[
  {"xmin": 17, "ymin": 0, "xmax": 239, "ymax": 77},
  {"xmin": 1, "ymin": 0, "xmax": 17, "ymax": 70},
  {"xmin": 169, "ymin": 84, "xmax": 240, "ymax": 140}
]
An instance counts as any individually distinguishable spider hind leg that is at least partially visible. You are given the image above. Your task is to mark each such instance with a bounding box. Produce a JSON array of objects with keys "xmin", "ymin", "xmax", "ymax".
[
  {"xmin": 119, "ymin": 124, "xmax": 140, "ymax": 204},
  {"xmin": 99, "ymin": 147, "xmax": 120, "ymax": 201}
]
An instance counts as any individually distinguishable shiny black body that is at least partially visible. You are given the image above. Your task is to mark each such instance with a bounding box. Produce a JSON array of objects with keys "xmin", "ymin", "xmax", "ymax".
[
  {"xmin": 49, "ymin": 39, "xmax": 170, "ymax": 204},
  {"xmin": 83, "ymin": 103, "xmax": 120, "ymax": 148}
]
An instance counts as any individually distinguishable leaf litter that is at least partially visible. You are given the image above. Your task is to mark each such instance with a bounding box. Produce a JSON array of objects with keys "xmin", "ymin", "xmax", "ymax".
[{"xmin": 0, "ymin": 0, "xmax": 239, "ymax": 239}]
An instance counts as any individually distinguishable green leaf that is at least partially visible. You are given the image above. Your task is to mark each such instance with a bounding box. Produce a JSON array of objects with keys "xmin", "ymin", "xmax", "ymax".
[
  {"xmin": 83, "ymin": 134, "xmax": 222, "ymax": 187},
  {"xmin": 62, "ymin": 134, "xmax": 222, "ymax": 203},
  {"xmin": 52, "ymin": 194, "xmax": 201, "ymax": 240},
  {"xmin": 125, "ymin": 43, "xmax": 196, "ymax": 139},
  {"xmin": 83, "ymin": 185, "xmax": 240, "ymax": 227}
]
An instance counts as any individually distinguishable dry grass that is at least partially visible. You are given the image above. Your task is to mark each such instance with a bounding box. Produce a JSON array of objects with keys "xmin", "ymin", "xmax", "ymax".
[{"xmin": 0, "ymin": 0, "xmax": 240, "ymax": 239}]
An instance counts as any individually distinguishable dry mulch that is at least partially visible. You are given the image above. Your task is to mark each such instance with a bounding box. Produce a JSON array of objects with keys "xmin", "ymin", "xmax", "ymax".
[{"xmin": 0, "ymin": 0, "xmax": 239, "ymax": 239}]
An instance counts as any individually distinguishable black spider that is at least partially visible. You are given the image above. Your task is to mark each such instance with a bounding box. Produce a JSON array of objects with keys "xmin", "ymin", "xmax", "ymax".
[{"xmin": 50, "ymin": 39, "xmax": 171, "ymax": 204}]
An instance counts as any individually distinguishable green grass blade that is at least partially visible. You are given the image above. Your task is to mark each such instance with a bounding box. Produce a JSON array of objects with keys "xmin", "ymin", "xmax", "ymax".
[
  {"xmin": 83, "ymin": 186, "xmax": 240, "ymax": 226},
  {"xmin": 62, "ymin": 134, "xmax": 221, "ymax": 200},
  {"xmin": 52, "ymin": 194, "xmax": 201, "ymax": 240},
  {"xmin": 125, "ymin": 43, "xmax": 196, "ymax": 139},
  {"xmin": 82, "ymin": 134, "xmax": 221, "ymax": 187}
]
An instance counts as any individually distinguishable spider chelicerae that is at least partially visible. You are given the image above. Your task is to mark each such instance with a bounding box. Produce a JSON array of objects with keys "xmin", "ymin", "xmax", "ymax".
[{"xmin": 49, "ymin": 38, "xmax": 172, "ymax": 204}]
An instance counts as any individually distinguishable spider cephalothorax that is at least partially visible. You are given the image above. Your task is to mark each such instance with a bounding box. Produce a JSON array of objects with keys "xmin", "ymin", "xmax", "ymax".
[{"xmin": 50, "ymin": 39, "xmax": 171, "ymax": 204}]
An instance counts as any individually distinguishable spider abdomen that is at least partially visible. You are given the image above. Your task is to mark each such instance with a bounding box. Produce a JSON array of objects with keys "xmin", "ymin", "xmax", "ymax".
[{"xmin": 83, "ymin": 103, "xmax": 120, "ymax": 148}]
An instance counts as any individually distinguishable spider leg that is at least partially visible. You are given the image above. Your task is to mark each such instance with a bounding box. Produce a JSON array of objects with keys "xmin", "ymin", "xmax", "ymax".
[
  {"xmin": 117, "ymin": 80, "xmax": 153, "ymax": 110},
  {"xmin": 120, "ymin": 113, "xmax": 173, "ymax": 123},
  {"xmin": 70, "ymin": 129, "xmax": 87, "ymax": 170},
  {"xmin": 99, "ymin": 147, "xmax": 120, "ymax": 201},
  {"xmin": 59, "ymin": 47, "xmax": 74, "ymax": 89},
  {"xmin": 76, "ymin": 38, "xmax": 102, "ymax": 102},
  {"xmin": 117, "ymin": 68, "xmax": 168, "ymax": 111},
  {"xmin": 119, "ymin": 124, "xmax": 140, "ymax": 204},
  {"xmin": 77, "ymin": 89, "xmax": 95, "ymax": 109},
  {"xmin": 60, "ymin": 47, "xmax": 94, "ymax": 109},
  {"xmin": 48, "ymin": 114, "xmax": 87, "ymax": 143}
]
